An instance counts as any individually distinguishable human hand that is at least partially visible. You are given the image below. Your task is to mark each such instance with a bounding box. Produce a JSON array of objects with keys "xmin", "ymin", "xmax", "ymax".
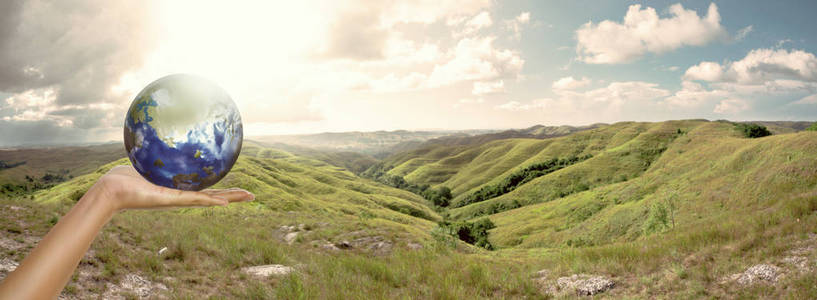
[
  {"xmin": 91, "ymin": 165, "xmax": 254, "ymax": 212},
  {"xmin": 0, "ymin": 165, "xmax": 254, "ymax": 299}
]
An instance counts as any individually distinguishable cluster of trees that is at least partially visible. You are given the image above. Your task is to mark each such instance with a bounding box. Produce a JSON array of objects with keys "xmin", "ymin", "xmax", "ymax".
[
  {"xmin": 455, "ymin": 155, "xmax": 592, "ymax": 208},
  {"xmin": 422, "ymin": 186, "xmax": 452, "ymax": 207},
  {"xmin": 436, "ymin": 218, "xmax": 496, "ymax": 250},
  {"xmin": 362, "ymin": 163, "xmax": 453, "ymax": 207},
  {"xmin": 1, "ymin": 170, "xmax": 74, "ymax": 197},
  {"xmin": 0, "ymin": 160, "xmax": 26, "ymax": 170},
  {"xmin": 362, "ymin": 163, "xmax": 427, "ymax": 193},
  {"xmin": 735, "ymin": 123, "xmax": 771, "ymax": 138}
]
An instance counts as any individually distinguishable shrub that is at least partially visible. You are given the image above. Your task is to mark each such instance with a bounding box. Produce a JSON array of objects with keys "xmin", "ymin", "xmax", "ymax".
[
  {"xmin": 735, "ymin": 123, "xmax": 771, "ymax": 138},
  {"xmin": 436, "ymin": 218, "xmax": 496, "ymax": 250},
  {"xmin": 807, "ymin": 122, "xmax": 817, "ymax": 131},
  {"xmin": 422, "ymin": 186, "xmax": 452, "ymax": 207},
  {"xmin": 455, "ymin": 155, "xmax": 592, "ymax": 207}
]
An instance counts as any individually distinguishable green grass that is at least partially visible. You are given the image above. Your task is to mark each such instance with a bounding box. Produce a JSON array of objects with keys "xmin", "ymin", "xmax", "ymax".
[
  {"xmin": 0, "ymin": 143, "xmax": 123, "ymax": 186},
  {"xmin": 3, "ymin": 120, "xmax": 817, "ymax": 298}
]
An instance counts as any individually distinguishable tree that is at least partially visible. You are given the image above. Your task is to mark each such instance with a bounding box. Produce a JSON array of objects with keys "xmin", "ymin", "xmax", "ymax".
[
  {"xmin": 807, "ymin": 122, "xmax": 817, "ymax": 131},
  {"xmin": 735, "ymin": 123, "xmax": 771, "ymax": 138},
  {"xmin": 423, "ymin": 186, "xmax": 452, "ymax": 207},
  {"xmin": 664, "ymin": 190, "xmax": 678, "ymax": 229}
]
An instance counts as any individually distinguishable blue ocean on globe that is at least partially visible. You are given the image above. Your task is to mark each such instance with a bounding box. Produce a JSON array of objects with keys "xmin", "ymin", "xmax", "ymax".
[{"xmin": 124, "ymin": 74, "xmax": 243, "ymax": 191}]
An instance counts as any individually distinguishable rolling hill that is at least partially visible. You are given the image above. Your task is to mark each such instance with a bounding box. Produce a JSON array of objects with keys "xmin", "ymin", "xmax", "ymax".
[
  {"xmin": 2, "ymin": 119, "xmax": 817, "ymax": 298},
  {"xmin": 251, "ymin": 129, "xmax": 499, "ymax": 158}
]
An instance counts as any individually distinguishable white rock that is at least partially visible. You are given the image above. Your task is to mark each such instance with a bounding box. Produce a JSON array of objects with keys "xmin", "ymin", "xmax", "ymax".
[
  {"xmin": 284, "ymin": 232, "xmax": 299, "ymax": 244},
  {"xmin": 0, "ymin": 258, "xmax": 18, "ymax": 272},
  {"xmin": 320, "ymin": 242, "xmax": 340, "ymax": 251},
  {"xmin": 553, "ymin": 274, "xmax": 615, "ymax": 296},
  {"xmin": 241, "ymin": 264, "xmax": 293, "ymax": 277},
  {"xmin": 735, "ymin": 264, "xmax": 781, "ymax": 285},
  {"xmin": 103, "ymin": 273, "xmax": 168, "ymax": 299},
  {"xmin": 407, "ymin": 242, "xmax": 424, "ymax": 250}
]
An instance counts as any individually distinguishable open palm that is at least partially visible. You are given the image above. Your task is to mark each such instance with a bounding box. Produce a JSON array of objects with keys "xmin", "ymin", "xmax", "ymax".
[{"xmin": 96, "ymin": 165, "xmax": 254, "ymax": 211}]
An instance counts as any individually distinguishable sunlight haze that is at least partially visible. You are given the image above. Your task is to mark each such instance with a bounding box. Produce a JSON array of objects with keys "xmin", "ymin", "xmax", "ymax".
[{"xmin": 1, "ymin": 0, "xmax": 816, "ymax": 146}]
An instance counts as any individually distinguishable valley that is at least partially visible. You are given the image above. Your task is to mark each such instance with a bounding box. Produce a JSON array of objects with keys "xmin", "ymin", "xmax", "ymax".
[{"xmin": 1, "ymin": 120, "xmax": 816, "ymax": 298}]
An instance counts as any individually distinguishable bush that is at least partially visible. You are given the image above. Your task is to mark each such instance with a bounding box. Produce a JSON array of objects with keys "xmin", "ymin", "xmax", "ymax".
[
  {"xmin": 807, "ymin": 122, "xmax": 817, "ymax": 131},
  {"xmin": 422, "ymin": 186, "xmax": 452, "ymax": 207},
  {"xmin": 436, "ymin": 218, "xmax": 496, "ymax": 250},
  {"xmin": 735, "ymin": 123, "xmax": 771, "ymax": 138},
  {"xmin": 362, "ymin": 163, "xmax": 428, "ymax": 194},
  {"xmin": 455, "ymin": 155, "xmax": 592, "ymax": 207}
]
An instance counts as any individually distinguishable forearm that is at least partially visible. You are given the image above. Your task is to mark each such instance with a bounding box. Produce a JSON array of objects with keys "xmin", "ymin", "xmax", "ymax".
[{"xmin": 0, "ymin": 185, "xmax": 115, "ymax": 299}]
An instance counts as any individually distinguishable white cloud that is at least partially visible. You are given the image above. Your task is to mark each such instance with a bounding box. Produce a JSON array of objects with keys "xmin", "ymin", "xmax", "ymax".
[
  {"xmin": 453, "ymin": 97, "xmax": 485, "ymax": 108},
  {"xmin": 495, "ymin": 99, "xmax": 546, "ymax": 111},
  {"xmin": 552, "ymin": 76, "xmax": 590, "ymax": 90},
  {"xmin": 472, "ymin": 80, "xmax": 504, "ymax": 95},
  {"xmin": 793, "ymin": 94, "xmax": 817, "ymax": 105},
  {"xmin": 499, "ymin": 81, "xmax": 669, "ymax": 113},
  {"xmin": 735, "ymin": 25, "xmax": 753, "ymax": 41},
  {"xmin": 560, "ymin": 81, "xmax": 670, "ymax": 105},
  {"xmin": 363, "ymin": 72, "xmax": 429, "ymax": 93},
  {"xmin": 713, "ymin": 98, "xmax": 749, "ymax": 114},
  {"xmin": 684, "ymin": 48, "xmax": 817, "ymax": 84},
  {"xmin": 729, "ymin": 48, "xmax": 817, "ymax": 84},
  {"xmin": 460, "ymin": 11, "xmax": 493, "ymax": 35},
  {"xmin": 380, "ymin": 0, "xmax": 492, "ymax": 26},
  {"xmin": 776, "ymin": 39, "xmax": 793, "ymax": 48},
  {"xmin": 684, "ymin": 61, "xmax": 724, "ymax": 81},
  {"xmin": 506, "ymin": 12, "xmax": 531, "ymax": 40},
  {"xmin": 665, "ymin": 80, "xmax": 727, "ymax": 107},
  {"xmin": 576, "ymin": 3, "xmax": 726, "ymax": 64},
  {"xmin": 427, "ymin": 37, "xmax": 524, "ymax": 87},
  {"xmin": 669, "ymin": 48, "xmax": 817, "ymax": 115}
]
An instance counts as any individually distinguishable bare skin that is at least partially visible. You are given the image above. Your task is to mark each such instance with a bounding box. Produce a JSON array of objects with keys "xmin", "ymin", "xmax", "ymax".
[{"xmin": 0, "ymin": 165, "xmax": 254, "ymax": 299}]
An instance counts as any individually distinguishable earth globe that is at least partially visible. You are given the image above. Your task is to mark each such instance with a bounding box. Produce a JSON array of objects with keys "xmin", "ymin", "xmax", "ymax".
[{"xmin": 123, "ymin": 74, "xmax": 243, "ymax": 191}]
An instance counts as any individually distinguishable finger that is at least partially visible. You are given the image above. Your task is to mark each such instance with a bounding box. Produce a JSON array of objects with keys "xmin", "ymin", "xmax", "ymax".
[
  {"xmin": 164, "ymin": 189, "xmax": 228, "ymax": 207},
  {"xmin": 206, "ymin": 189, "xmax": 254, "ymax": 203},
  {"xmin": 200, "ymin": 187, "xmax": 246, "ymax": 194},
  {"xmin": 201, "ymin": 188, "xmax": 254, "ymax": 202}
]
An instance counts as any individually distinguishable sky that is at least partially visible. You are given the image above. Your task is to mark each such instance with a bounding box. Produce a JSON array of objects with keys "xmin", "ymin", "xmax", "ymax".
[{"xmin": 1, "ymin": 0, "xmax": 816, "ymax": 146}]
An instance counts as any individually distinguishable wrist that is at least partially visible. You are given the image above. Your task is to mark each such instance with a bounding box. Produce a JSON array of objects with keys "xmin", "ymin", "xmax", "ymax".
[{"xmin": 80, "ymin": 182, "xmax": 120, "ymax": 218}]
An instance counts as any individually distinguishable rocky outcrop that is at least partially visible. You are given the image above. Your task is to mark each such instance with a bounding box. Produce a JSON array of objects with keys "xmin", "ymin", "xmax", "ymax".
[
  {"xmin": 722, "ymin": 264, "xmax": 782, "ymax": 285},
  {"xmin": 0, "ymin": 258, "xmax": 19, "ymax": 281},
  {"xmin": 241, "ymin": 264, "xmax": 293, "ymax": 277},
  {"xmin": 103, "ymin": 273, "xmax": 169, "ymax": 299},
  {"xmin": 277, "ymin": 224, "xmax": 313, "ymax": 245},
  {"xmin": 534, "ymin": 270, "xmax": 615, "ymax": 296}
]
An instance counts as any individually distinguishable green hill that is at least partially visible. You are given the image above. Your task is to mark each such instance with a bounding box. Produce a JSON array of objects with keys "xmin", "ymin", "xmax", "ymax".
[
  {"xmin": 363, "ymin": 119, "xmax": 817, "ymax": 297},
  {"xmin": 34, "ymin": 143, "xmax": 441, "ymax": 233},
  {"xmin": 2, "ymin": 120, "xmax": 817, "ymax": 298},
  {"xmin": 2, "ymin": 142, "xmax": 545, "ymax": 298},
  {"xmin": 363, "ymin": 124, "xmax": 600, "ymax": 195},
  {"xmin": 486, "ymin": 121, "xmax": 816, "ymax": 248}
]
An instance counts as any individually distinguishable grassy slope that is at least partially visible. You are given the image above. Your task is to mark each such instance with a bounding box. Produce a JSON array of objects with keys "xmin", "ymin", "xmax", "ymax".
[
  {"xmin": 3, "ymin": 120, "xmax": 817, "ymax": 298},
  {"xmin": 0, "ymin": 143, "xmax": 123, "ymax": 185},
  {"xmin": 359, "ymin": 120, "xmax": 817, "ymax": 298},
  {"xmin": 35, "ymin": 144, "xmax": 441, "ymax": 234},
  {"xmin": 374, "ymin": 125, "xmax": 600, "ymax": 192},
  {"xmin": 448, "ymin": 121, "xmax": 693, "ymax": 219},
  {"xmin": 479, "ymin": 124, "xmax": 817, "ymax": 298},
  {"xmin": 488, "ymin": 121, "xmax": 817, "ymax": 247},
  {"xmin": 247, "ymin": 140, "xmax": 380, "ymax": 174},
  {"xmin": 1, "ymin": 145, "xmax": 542, "ymax": 299}
]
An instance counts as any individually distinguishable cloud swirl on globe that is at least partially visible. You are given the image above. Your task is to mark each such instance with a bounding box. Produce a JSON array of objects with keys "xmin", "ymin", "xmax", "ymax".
[{"xmin": 124, "ymin": 74, "xmax": 243, "ymax": 191}]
